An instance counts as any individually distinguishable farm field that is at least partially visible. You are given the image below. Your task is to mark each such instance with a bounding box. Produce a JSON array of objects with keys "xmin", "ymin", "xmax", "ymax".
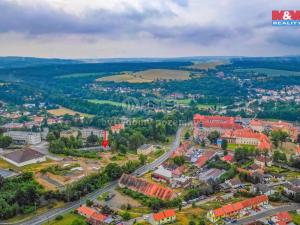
[
  {"xmin": 87, "ymin": 99, "xmax": 125, "ymax": 106},
  {"xmin": 97, "ymin": 69, "xmax": 193, "ymax": 83},
  {"xmin": 185, "ymin": 60, "xmax": 228, "ymax": 70},
  {"xmin": 47, "ymin": 107, "xmax": 93, "ymax": 117},
  {"xmin": 234, "ymin": 68, "xmax": 300, "ymax": 76}
]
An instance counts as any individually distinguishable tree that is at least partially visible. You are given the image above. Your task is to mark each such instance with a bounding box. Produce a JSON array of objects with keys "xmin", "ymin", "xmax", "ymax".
[
  {"xmin": 173, "ymin": 156, "xmax": 185, "ymax": 166},
  {"xmin": 271, "ymin": 130, "xmax": 289, "ymax": 148},
  {"xmin": 86, "ymin": 133, "xmax": 99, "ymax": 146},
  {"xmin": 207, "ymin": 131, "xmax": 220, "ymax": 144},
  {"xmin": 273, "ymin": 150, "xmax": 287, "ymax": 163},
  {"xmin": 297, "ymin": 134, "xmax": 300, "ymax": 144},
  {"xmin": 184, "ymin": 131, "xmax": 190, "ymax": 140},
  {"xmin": 129, "ymin": 132, "xmax": 145, "ymax": 150},
  {"xmin": 86, "ymin": 199, "xmax": 93, "ymax": 207},
  {"xmin": 104, "ymin": 163, "xmax": 122, "ymax": 180},
  {"xmin": 0, "ymin": 135, "xmax": 12, "ymax": 148},
  {"xmin": 198, "ymin": 219, "xmax": 206, "ymax": 225},
  {"xmin": 138, "ymin": 154, "xmax": 147, "ymax": 165},
  {"xmin": 0, "ymin": 175, "xmax": 4, "ymax": 187},
  {"xmin": 221, "ymin": 139, "xmax": 228, "ymax": 150},
  {"xmin": 121, "ymin": 211, "xmax": 131, "ymax": 221}
]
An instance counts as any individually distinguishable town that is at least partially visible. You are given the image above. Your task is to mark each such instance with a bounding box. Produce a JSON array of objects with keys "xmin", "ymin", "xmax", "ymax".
[{"xmin": 1, "ymin": 97, "xmax": 300, "ymax": 225}]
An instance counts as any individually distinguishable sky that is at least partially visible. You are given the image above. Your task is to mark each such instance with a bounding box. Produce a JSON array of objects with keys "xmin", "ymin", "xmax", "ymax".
[{"xmin": 0, "ymin": 0, "xmax": 300, "ymax": 58}]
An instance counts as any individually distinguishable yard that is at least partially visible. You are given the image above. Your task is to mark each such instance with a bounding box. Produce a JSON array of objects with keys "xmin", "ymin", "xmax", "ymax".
[{"xmin": 42, "ymin": 212, "xmax": 85, "ymax": 225}]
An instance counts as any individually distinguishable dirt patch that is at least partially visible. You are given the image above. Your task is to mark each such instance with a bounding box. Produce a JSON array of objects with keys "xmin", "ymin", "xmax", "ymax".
[{"xmin": 101, "ymin": 190, "xmax": 141, "ymax": 209}]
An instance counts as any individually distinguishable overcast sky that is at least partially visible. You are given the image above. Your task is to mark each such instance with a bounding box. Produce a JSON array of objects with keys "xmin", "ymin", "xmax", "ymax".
[{"xmin": 0, "ymin": 0, "xmax": 300, "ymax": 58}]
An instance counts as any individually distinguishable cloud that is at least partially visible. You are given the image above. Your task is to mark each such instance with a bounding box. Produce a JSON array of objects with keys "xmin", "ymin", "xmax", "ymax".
[{"xmin": 0, "ymin": 0, "xmax": 300, "ymax": 57}]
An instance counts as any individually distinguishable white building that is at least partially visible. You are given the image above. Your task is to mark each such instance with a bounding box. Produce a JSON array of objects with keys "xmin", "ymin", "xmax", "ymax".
[{"xmin": 4, "ymin": 131, "xmax": 41, "ymax": 145}]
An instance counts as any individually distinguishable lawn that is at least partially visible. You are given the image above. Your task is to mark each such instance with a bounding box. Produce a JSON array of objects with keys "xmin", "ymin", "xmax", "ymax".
[
  {"xmin": 227, "ymin": 143, "xmax": 255, "ymax": 150},
  {"xmin": 234, "ymin": 68, "xmax": 300, "ymax": 77},
  {"xmin": 87, "ymin": 99, "xmax": 125, "ymax": 107},
  {"xmin": 175, "ymin": 207, "xmax": 208, "ymax": 225},
  {"xmin": 42, "ymin": 212, "xmax": 85, "ymax": 225},
  {"xmin": 21, "ymin": 159, "xmax": 56, "ymax": 173}
]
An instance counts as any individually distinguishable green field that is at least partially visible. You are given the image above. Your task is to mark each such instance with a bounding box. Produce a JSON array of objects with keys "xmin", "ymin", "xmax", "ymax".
[
  {"xmin": 290, "ymin": 211, "xmax": 300, "ymax": 225},
  {"xmin": 234, "ymin": 68, "xmax": 300, "ymax": 77},
  {"xmin": 42, "ymin": 213, "xmax": 85, "ymax": 225},
  {"xmin": 87, "ymin": 99, "xmax": 125, "ymax": 106},
  {"xmin": 227, "ymin": 143, "xmax": 255, "ymax": 150},
  {"xmin": 56, "ymin": 73, "xmax": 105, "ymax": 79}
]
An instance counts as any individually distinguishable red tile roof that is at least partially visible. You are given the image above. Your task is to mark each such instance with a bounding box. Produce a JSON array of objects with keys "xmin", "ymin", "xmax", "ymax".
[
  {"xmin": 153, "ymin": 209, "xmax": 176, "ymax": 221},
  {"xmin": 119, "ymin": 174, "xmax": 174, "ymax": 200},
  {"xmin": 196, "ymin": 151, "xmax": 215, "ymax": 168},
  {"xmin": 222, "ymin": 154, "xmax": 234, "ymax": 163},
  {"xmin": 77, "ymin": 206, "xmax": 96, "ymax": 217},
  {"xmin": 90, "ymin": 213, "xmax": 107, "ymax": 222},
  {"xmin": 212, "ymin": 195, "xmax": 268, "ymax": 218},
  {"xmin": 275, "ymin": 211, "xmax": 292, "ymax": 223}
]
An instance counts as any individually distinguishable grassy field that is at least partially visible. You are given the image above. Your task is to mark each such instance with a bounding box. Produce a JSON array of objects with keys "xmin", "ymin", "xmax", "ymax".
[
  {"xmin": 234, "ymin": 68, "xmax": 300, "ymax": 77},
  {"xmin": 97, "ymin": 69, "xmax": 192, "ymax": 83},
  {"xmin": 56, "ymin": 72, "xmax": 105, "ymax": 79},
  {"xmin": 227, "ymin": 143, "xmax": 255, "ymax": 150},
  {"xmin": 87, "ymin": 99, "xmax": 125, "ymax": 107},
  {"xmin": 48, "ymin": 107, "xmax": 93, "ymax": 117},
  {"xmin": 42, "ymin": 212, "xmax": 85, "ymax": 225},
  {"xmin": 175, "ymin": 207, "xmax": 208, "ymax": 225},
  {"xmin": 185, "ymin": 60, "xmax": 228, "ymax": 70},
  {"xmin": 21, "ymin": 159, "xmax": 56, "ymax": 173}
]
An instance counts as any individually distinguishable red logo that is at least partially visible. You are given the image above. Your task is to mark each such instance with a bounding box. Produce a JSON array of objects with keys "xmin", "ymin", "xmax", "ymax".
[{"xmin": 272, "ymin": 10, "xmax": 300, "ymax": 20}]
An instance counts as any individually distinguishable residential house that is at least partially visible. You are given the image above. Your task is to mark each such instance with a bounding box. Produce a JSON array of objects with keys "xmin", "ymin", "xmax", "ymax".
[
  {"xmin": 77, "ymin": 205, "xmax": 97, "ymax": 218},
  {"xmin": 111, "ymin": 123, "xmax": 125, "ymax": 134},
  {"xmin": 152, "ymin": 166, "xmax": 172, "ymax": 183},
  {"xmin": 199, "ymin": 168, "xmax": 225, "ymax": 182},
  {"xmin": 253, "ymin": 184, "xmax": 276, "ymax": 196},
  {"xmin": 152, "ymin": 209, "xmax": 176, "ymax": 225},
  {"xmin": 226, "ymin": 177, "xmax": 243, "ymax": 189},
  {"xmin": 137, "ymin": 144, "xmax": 155, "ymax": 155},
  {"xmin": 207, "ymin": 195, "xmax": 269, "ymax": 223},
  {"xmin": 270, "ymin": 211, "xmax": 293, "ymax": 225}
]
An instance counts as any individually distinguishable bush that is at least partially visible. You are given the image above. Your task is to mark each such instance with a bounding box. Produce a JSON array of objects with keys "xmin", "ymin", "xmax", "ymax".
[{"xmin": 55, "ymin": 215, "xmax": 63, "ymax": 220}]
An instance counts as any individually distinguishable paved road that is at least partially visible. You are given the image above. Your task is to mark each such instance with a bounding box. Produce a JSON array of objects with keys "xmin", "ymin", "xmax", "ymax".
[
  {"xmin": 232, "ymin": 203, "xmax": 300, "ymax": 225},
  {"xmin": 0, "ymin": 127, "xmax": 183, "ymax": 225}
]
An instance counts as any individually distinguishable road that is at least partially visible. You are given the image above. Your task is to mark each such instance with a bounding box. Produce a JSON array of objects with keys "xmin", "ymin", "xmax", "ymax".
[
  {"xmin": 232, "ymin": 203, "xmax": 300, "ymax": 225},
  {"xmin": 0, "ymin": 127, "xmax": 183, "ymax": 225}
]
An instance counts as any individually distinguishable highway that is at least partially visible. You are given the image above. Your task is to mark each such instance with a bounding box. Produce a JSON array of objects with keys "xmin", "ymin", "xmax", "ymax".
[{"xmin": 0, "ymin": 127, "xmax": 183, "ymax": 225}]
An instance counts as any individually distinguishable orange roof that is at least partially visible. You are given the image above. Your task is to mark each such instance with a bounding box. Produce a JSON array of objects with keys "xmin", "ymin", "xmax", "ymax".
[
  {"xmin": 90, "ymin": 213, "xmax": 107, "ymax": 222},
  {"xmin": 153, "ymin": 209, "xmax": 176, "ymax": 221},
  {"xmin": 275, "ymin": 211, "xmax": 292, "ymax": 223},
  {"xmin": 222, "ymin": 154, "xmax": 234, "ymax": 163},
  {"xmin": 222, "ymin": 204, "xmax": 235, "ymax": 214},
  {"xmin": 213, "ymin": 208, "xmax": 225, "ymax": 217},
  {"xmin": 77, "ymin": 206, "xmax": 96, "ymax": 217},
  {"xmin": 232, "ymin": 202, "xmax": 243, "ymax": 211},
  {"xmin": 213, "ymin": 195, "xmax": 268, "ymax": 217},
  {"xmin": 164, "ymin": 209, "xmax": 176, "ymax": 217}
]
